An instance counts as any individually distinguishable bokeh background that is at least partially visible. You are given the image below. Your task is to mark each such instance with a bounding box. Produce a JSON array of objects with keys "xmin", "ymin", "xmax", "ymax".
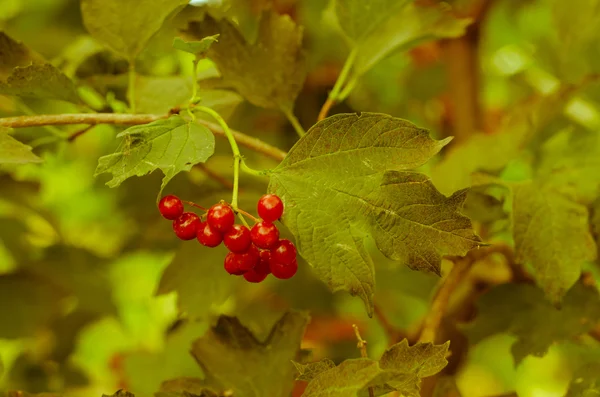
[{"xmin": 1, "ymin": 0, "xmax": 600, "ymax": 396}]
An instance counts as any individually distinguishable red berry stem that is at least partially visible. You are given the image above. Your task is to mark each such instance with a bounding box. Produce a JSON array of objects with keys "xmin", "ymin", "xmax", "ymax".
[
  {"xmin": 183, "ymin": 200, "xmax": 207, "ymax": 211},
  {"xmin": 236, "ymin": 207, "xmax": 259, "ymax": 223}
]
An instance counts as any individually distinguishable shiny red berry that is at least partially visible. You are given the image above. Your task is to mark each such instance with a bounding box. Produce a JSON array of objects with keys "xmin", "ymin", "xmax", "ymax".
[
  {"xmin": 224, "ymin": 224, "xmax": 252, "ymax": 253},
  {"xmin": 270, "ymin": 259, "xmax": 298, "ymax": 279},
  {"xmin": 271, "ymin": 239, "xmax": 297, "ymax": 264},
  {"xmin": 224, "ymin": 245, "xmax": 259, "ymax": 275},
  {"xmin": 243, "ymin": 268, "xmax": 269, "ymax": 283},
  {"xmin": 257, "ymin": 250, "xmax": 271, "ymax": 274},
  {"xmin": 173, "ymin": 212, "xmax": 200, "ymax": 240},
  {"xmin": 207, "ymin": 203, "xmax": 235, "ymax": 233},
  {"xmin": 159, "ymin": 195, "xmax": 184, "ymax": 220},
  {"xmin": 250, "ymin": 221, "xmax": 280, "ymax": 249},
  {"xmin": 257, "ymin": 194, "xmax": 284, "ymax": 222},
  {"xmin": 197, "ymin": 221, "xmax": 223, "ymax": 247}
]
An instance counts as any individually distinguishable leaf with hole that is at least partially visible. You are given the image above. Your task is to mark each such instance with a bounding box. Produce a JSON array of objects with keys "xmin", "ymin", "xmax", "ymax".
[
  {"xmin": 95, "ymin": 116, "xmax": 215, "ymax": 192},
  {"xmin": 268, "ymin": 113, "xmax": 481, "ymax": 315}
]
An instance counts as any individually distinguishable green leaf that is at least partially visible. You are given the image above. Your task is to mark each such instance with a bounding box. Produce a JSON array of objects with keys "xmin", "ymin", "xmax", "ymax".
[
  {"xmin": 565, "ymin": 363, "xmax": 600, "ymax": 397},
  {"xmin": 512, "ymin": 181, "xmax": 597, "ymax": 303},
  {"xmin": 135, "ymin": 76, "xmax": 193, "ymax": 114},
  {"xmin": 156, "ymin": 241, "xmax": 238, "ymax": 319},
  {"xmin": 173, "ymin": 35, "xmax": 219, "ymax": 58},
  {"xmin": 292, "ymin": 359, "xmax": 336, "ymax": 381},
  {"xmin": 0, "ymin": 271, "xmax": 67, "ymax": 339},
  {"xmin": 95, "ymin": 116, "xmax": 215, "ymax": 191},
  {"xmin": 300, "ymin": 340, "xmax": 449, "ymax": 397},
  {"xmin": 184, "ymin": 11, "xmax": 306, "ymax": 110},
  {"xmin": 333, "ymin": 1, "xmax": 470, "ymax": 80},
  {"xmin": 0, "ymin": 129, "xmax": 42, "ymax": 164},
  {"xmin": 268, "ymin": 113, "xmax": 480, "ymax": 314},
  {"xmin": 81, "ymin": 0, "xmax": 188, "ymax": 59},
  {"xmin": 189, "ymin": 311, "xmax": 309, "ymax": 397},
  {"xmin": 0, "ymin": 32, "xmax": 79, "ymax": 103},
  {"xmin": 464, "ymin": 282, "xmax": 600, "ymax": 365}
]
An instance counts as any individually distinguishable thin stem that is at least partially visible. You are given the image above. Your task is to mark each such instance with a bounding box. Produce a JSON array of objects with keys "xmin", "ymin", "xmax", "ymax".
[
  {"xmin": 237, "ymin": 208, "xmax": 259, "ymax": 223},
  {"xmin": 67, "ymin": 125, "xmax": 94, "ymax": 142},
  {"xmin": 337, "ymin": 75, "xmax": 359, "ymax": 102},
  {"xmin": 237, "ymin": 212, "xmax": 250, "ymax": 228},
  {"xmin": 128, "ymin": 60, "xmax": 137, "ymax": 113},
  {"xmin": 0, "ymin": 113, "xmax": 287, "ymax": 161},
  {"xmin": 183, "ymin": 200, "xmax": 207, "ymax": 211},
  {"xmin": 240, "ymin": 159, "xmax": 270, "ymax": 178},
  {"xmin": 317, "ymin": 48, "xmax": 357, "ymax": 121},
  {"xmin": 352, "ymin": 324, "xmax": 374, "ymax": 397},
  {"xmin": 187, "ymin": 59, "xmax": 200, "ymax": 121},
  {"xmin": 282, "ymin": 107, "xmax": 306, "ymax": 138}
]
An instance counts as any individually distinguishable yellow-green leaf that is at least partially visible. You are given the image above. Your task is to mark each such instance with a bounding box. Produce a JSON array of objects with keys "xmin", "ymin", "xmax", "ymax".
[{"xmin": 0, "ymin": 128, "xmax": 42, "ymax": 164}]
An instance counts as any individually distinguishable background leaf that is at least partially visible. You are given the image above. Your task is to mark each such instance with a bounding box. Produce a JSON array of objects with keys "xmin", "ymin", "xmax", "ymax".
[
  {"xmin": 189, "ymin": 311, "xmax": 309, "ymax": 397},
  {"xmin": 95, "ymin": 116, "xmax": 215, "ymax": 191},
  {"xmin": 0, "ymin": 32, "xmax": 79, "ymax": 102},
  {"xmin": 0, "ymin": 128, "xmax": 42, "ymax": 164},
  {"xmin": 184, "ymin": 11, "xmax": 306, "ymax": 111},
  {"xmin": 173, "ymin": 35, "xmax": 219, "ymax": 58},
  {"xmin": 80, "ymin": 0, "xmax": 188, "ymax": 59},
  {"xmin": 464, "ymin": 282, "xmax": 600, "ymax": 365},
  {"xmin": 269, "ymin": 113, "xmax": 480, "ymax": 314}
]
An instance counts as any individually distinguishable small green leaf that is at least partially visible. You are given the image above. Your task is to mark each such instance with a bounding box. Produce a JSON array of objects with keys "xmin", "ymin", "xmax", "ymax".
[
  {"xmin": 80, "ymin": 0, "xmax": 188, "ymax": 59},
  {"xmin": 0, "ymin": 129, "xmax": 42, "ymax": 164},
  {"xmin": 269, "ymin": 113, "xmax": 480, "ymax": 314},
  {"xmin": 464, "ymin": 282, "xmax": 600, "ymax": 365},
  {"xmin": 95, "ymin": 116, "xmax": 215, "ymax": 191},
  {"xmin": 190, "ymin": 311, "xmax": 309, "ymax": 397},
  {"xmin": 184, "ymin": 11, "xmax": 306, "ymax": 110},
  {"xmin": 0, "ymin": 33, "xmax": 79, "ymax": 103},
  {"xmin": 512, "ymin": 181, "xmax": 597, "ymax": 303},
  {"xmin": 292, "ymin": 359, "xmax": 336, "ymax": 381},
  {"xmin": 173, "ymin": 35, "xmax": 219, "ymax": 58},
  {"xmin": 300, "ymin": 340, "xmax": 449, "ymax": 397},
  {"xmin": 333, "ymin": 1, "xmax": 470, "ymax": 81}
]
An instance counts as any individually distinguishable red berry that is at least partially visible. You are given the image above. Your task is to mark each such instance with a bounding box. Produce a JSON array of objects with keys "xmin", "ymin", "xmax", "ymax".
[
  {"xmin": 197, "ymin": 221, "xmax": 223, "ymax": 247},
  {"xmin": 257, "ymin": 249, "xmax": 271, "ymax": 274},
  {"xmin": 224, "ymin": 245, "xmax": 259, "ymax": 275},
  {"xmin": 250, "ymin": 221, "xmax": 280, "ymax": 249},
  {"xmin": 270, "ymin": 259, "xmax": 298, "ymax": 279},
  {"xmin": 243, "ymin": 268, "xmax": 269, "ymax": 283},
  {"xmin": 224, "ymin": 224, "xmax": 252, "ymax": 253},
  {"xmin": 271, "ymin": 239, "xmax": 297, "ymax": 264},
  {"xmin": 173, "ymin": 212, "xmax": 200, "ymax": 240},
  {"xmin": 257, "ymin": 194, "xmax": 284, "ymax": 222},
  {"xmin": 159, "ymin": 195, "xmax": 184, "ymax": 220},
  {"xmin": 207, "ymin": 203, "xmax": 235, "ymax": 233}
]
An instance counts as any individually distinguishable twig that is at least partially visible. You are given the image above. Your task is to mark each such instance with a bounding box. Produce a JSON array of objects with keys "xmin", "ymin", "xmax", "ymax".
[
  {"xmin": 352, "ymin": 324, "xmax": 375, "ymax": 397},
  {"xmin": 281, "ymin": 107, "xmax": 306, "ymax": 138},
  {"xmin": 67, "ymin": 125, "xmax": 94, "ymax": 142},
  {"xmin": 418, "ymin": 255, "xmax": 475, "ymax": 344},
  {"xmin": 373, "ymin": 304, "xmax": 404, "ymax": 343},
  {"xmin": 0, "ymin": 113, "xmax": 287, "ymax": 161},
  {"xmin": 317, "ymin": 97, "xmax": 335, "ymax": 122}
]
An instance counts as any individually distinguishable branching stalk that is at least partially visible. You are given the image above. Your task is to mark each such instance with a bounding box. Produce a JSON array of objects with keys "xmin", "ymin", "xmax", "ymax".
[{"xmin": 317, "ymin": 48, "xmax": 358, "ymax": 121}]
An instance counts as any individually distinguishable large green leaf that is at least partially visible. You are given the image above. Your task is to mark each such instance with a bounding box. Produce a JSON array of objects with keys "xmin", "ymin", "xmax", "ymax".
[
  {"xmin": 333, "ymin": 1, "xmax": 470, "ymax": 81},
  {"xmin": 0, "ymin": 32, "xmax": 79, "ymax": 102},
  {"xmin": 512, "ymin": 181, "xmax": 596, "ymax": 303},
  {"xmin": 184, "ymin": 11, "xmax": 306, "ymax": 111},
  {"xmin": 189, "ymin": 311, "xmax": 309, "ymax": 397},
  {"xmin": 95, "ymin": 116, "xmax": 215, "ymax": 191},
  {"xmin": 299, "ymin": 340, "xmax": 450, "ymax": 397},
  {"xmin": 464, "ymin": 282, "xmax": 600, "ymax": 365},
  {"xmin": 268, "ymin": 113, "xmax": 480, "ymax": 314},
  {"xmin": 0, "ymin": 128, "xmax": 42, "ymax": 164},
  {"xmin": 81, "ymin": 0, "xmax": 188, "ymax": 59}
]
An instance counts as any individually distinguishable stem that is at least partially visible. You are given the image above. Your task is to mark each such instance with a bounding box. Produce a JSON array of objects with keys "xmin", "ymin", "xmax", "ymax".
[
  {"xmin": 128, "ymin": 60, "xmax": 137, "ymax": 114},
  {"xmin": 317, "ymin": 48, "xmax": 357, "ymax": 121},
  {"xmin": 237, "ymin": 208, "xmax": 258, "ymax": 223},
  {"xmin": 183, "ymin": 201, "xmax": 207, "ymax": 211},
  {"xmin": 282, "ymin": 107, "xmax": 306, "ymax": 138},
  {"xmin": 240, "ymin": 159, "xmax": 270, "ymax": 178},
  {"xmin": 187, "ymin": 59, "xmax": 200, "ymax": 121},
  {"xmin": 418, "ymin": 255, "xmax": 474, "ymax": 344},
  {"xmin": 237, "ymin": 212, "xmax": 250, "ymax": 228},
  {"xmin": 232, "ymin": 153, "xmax": 240, "ymax": 209},
  {"xmin": 0, "ymin": 113, "xmax": 287, "ymax": 161},
  {"xmin": 352, "ymin": 325, "xmax": 374, "ymax": 397}
]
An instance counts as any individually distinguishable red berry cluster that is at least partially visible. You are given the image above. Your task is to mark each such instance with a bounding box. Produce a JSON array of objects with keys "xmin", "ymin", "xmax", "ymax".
[{"xmin": 158, "ymin": 194, "xmax": 298, "ymax": 282}]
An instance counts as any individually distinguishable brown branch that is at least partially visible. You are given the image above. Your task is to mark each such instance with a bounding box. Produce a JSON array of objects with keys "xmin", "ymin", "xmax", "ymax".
[
  {"xmin": 317, "ymin": 97, "xmax": 335, "ymax": 122},
  {"xmin": 67, "ymin": 125, "xmax": 94, "ymax": 142},
  {"xmin": 373, "ymin": 304, "xmax": 406, "ymax": 343},
  {"xmin": 0, "ymin": 113, "xmax": 287, "ymax": 161},
  {"xmin": 352, "ymin": 324, "xmax": 374, "ymax": 397}
]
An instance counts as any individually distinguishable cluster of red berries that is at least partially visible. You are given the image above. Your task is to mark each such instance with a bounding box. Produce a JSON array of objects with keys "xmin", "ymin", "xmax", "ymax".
[{"xmin": 158, "ymin": 194, "xmax": 298, "ymax": 283}]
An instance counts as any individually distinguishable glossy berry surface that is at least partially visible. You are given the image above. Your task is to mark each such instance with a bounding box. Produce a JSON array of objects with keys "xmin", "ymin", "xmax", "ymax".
[
  {"xmin": 243, "ymin": 268, "xmax": 269, "ymax": 283},
  {"xmin": 257, "ymin": 194, "xmax": 284, "ymax": 222},
  {"xmin": 270, "ymin": 259, "xmax": 298, "ymax": 280},
  {"xmin": 173, "ymin": 212, "xmax": 200, "ymax": 240},
  {"xmin": 271, "ymin": 239, "xmax": 297, "ymax": 264},
  {"xmin": 158, "ymin": 195, "xmax": 184, "ymax": 220},
  {"xmin": 224, "ymin": 245, "xmax": 259, "ymax": 275},
  {"xmin": 207, "ymin": 203, "xmax": 235, "ymax": 233},
  {"xmin": 224, "ymin": 224, "xmax": 252, "ymax": 253},
  {"xmin": 197, "ymin": 221, "xmax": 223, "ymax": 247},
  {"xmin": 256, "ymin": 250, "xmax": 272, "ymax": 274},
  {"xmin": 250, "ymin": 221, "xmax": 280, "ymax": 249}
]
